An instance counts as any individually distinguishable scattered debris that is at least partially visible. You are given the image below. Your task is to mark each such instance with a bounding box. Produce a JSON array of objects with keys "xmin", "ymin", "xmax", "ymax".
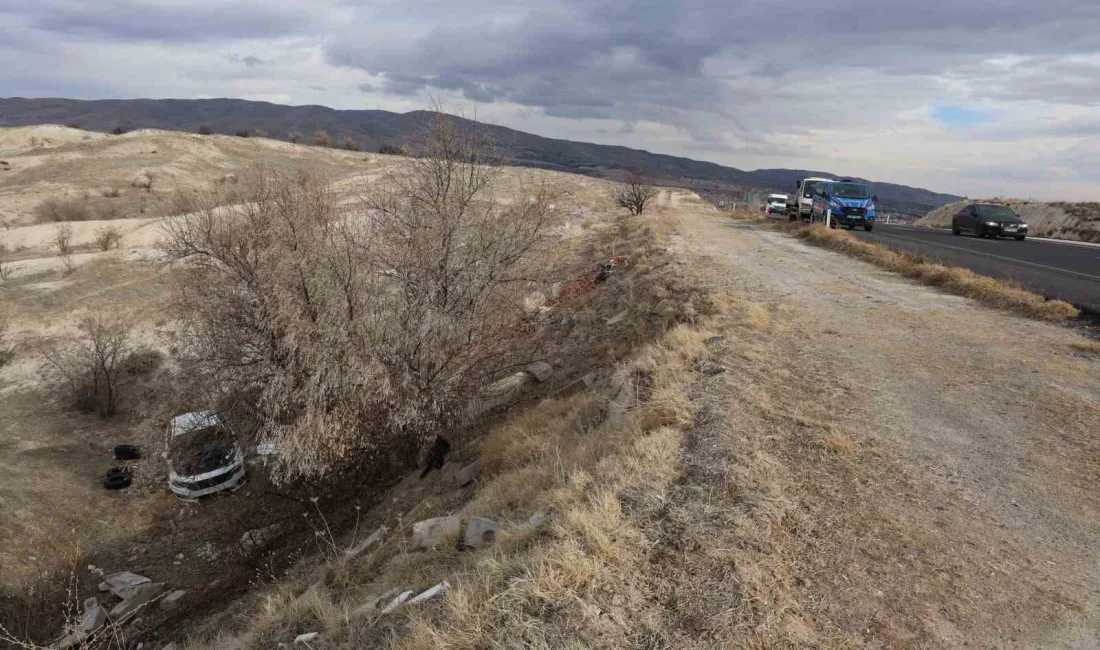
[
  {"xmin": 705, "ymin": 335, "xmax": 727, "ymax": 346},
  {"xmin": 475, "ymin": 372, "xmax": 532, "ymax": 414},
  {"xmin": 342, "ymin": 526, "xmax": 386, "ymax": 564},
  {"xmin": 463, "ymin": 517, "xmax": 500, "ymax": 549},
  {"xmin": 78, "ymin": 597, "xmax": 106, "ymax": 633},
  {"xmin": 167, "ymin": 411, "xmax": 245, "ymax": 499},
  {"xmin": 407, "ymin": 581, "xmax": 450, "ymax": 605},
  {"xmin": 103, "ymin": 467, "xmax": 133, "ymax": 490},
  {"xmin": 108, "ymin": 582, "xmax": 164, "ymax": 619},
  {"xmin": 606, "ymin": 309, "xmax": 630, "ymax": 326},
  {"xmin": 411, "ymin": 516, "xmax": 462, "ymax": 550},
  {"xmin": 529, "ymin": 507, "xmax": 550, "ymax": 527},
  {"xmin": 594, "ymin": 256, "xmax": 628, "ymax": 284},
  {"xmin": 698, "ymin": 361, "xmax": 728, "ymax": 376},
  {"xmin": 352, "ymin": 587, "xmax": 403, "ymax": 617},
  {"xmin": 380, "ymin": 590, "xmax": 415, "ymax": 614},
  {"xmin": 113, "ymin": 444, "xmax": 141, "ymax": 460},
  {"xmin": 103, "ymin": 572, "xmax": 151, "ymax": 598},
  {"xmin": 525, "ymin": 361, "xmax": 554, "ymax": 383},
  {"xmin": 240, "ymin": 522, "xmax": 283, "ymax": 553},
  {"xmin": 453, "ymin": 459, "xmax": 481, "ymax": 487},
  {"xmin": 160, "ymin": 590, "xmax": 187, "ymax": 611},
  {"xmin": 293, "ymin": 632, "xmax": 320, "ymax": 644}
]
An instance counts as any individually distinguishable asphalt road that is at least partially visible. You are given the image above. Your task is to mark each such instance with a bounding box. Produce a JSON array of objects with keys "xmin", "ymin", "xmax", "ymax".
[{"xmin": 847, "ymin": 224, "xmax": 1100, "ymax": 315}]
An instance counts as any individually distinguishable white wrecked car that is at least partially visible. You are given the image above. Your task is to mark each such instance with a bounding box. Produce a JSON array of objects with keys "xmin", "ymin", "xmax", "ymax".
[{"xmin": 166, "ymin": 411, "xmax": 245, "ymax": 499}]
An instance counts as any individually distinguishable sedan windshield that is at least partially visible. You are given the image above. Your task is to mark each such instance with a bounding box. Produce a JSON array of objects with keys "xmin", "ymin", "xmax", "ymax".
[
  {"xmin": 975, "ymin": 205, "xmax": 1018, "ymax": 220},
  {"xmin": 832, "ymin": 183, "xmax": 871, "ymax": 199}
]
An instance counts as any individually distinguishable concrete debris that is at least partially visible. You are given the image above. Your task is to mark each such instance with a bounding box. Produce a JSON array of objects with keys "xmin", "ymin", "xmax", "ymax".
[
  {"xmin": 109, "ymin": 582, "xmax": 165, "ymax": 619},
  {"xmin": 407, "ymin": 581, "xmax": 450, "ymax": 605},
  {"xmin": 160, "ymin": 590, "xmax": 187, "ymax": 611},
  {"xmin": 352, "ymin": 587, "xmax": 403, "ymax": 617},
  {"xmin": 454, "ymin": 460, "xmax": 481, "ymax": 487},
  {"xmin": 525, "ymin": 361, "xmax": 554, "ymax": 383},
  {"xmin": 293, "ymin": 632, "xmax": 320, "ymax": 644},
  {"xmin": 240, "ymin": 522, "xmax": 283, "ymax": 552},
  {"xmin": 411, "ymin": 516, "xmax": 462, "ymax": 550},
  {"xmin": 342, "ymin": 526, "xmax": 387, "ymax": 564},
  {"xmin": 463, "ymin": 517, "xmax": 500, "ymax": 549},
  {"xmin": 698, "ymin": 361, "xmax": 728, "ymax": 376},
  {"xmin": 380, "ymin": 590, "xmax": 415, "ymax": 614},
  {"xmin": 77, "ymin": 597, "xmax": 107, "ymax": 633},
  {"xmin": 474, "ymin": 372, "xmax": 532, "ymax": 415},
  {"xmin": 529, "ymin": 507, "xmax": 550, "ymax": 527},
  {"xmin": 103, "ymin": 571, "xmax": 151, "ymax": 599}
]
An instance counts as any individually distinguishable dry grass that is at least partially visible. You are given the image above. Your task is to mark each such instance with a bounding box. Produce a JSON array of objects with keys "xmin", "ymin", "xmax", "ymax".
[
  {"xmin": 1070, "ymin": 340, "xmax": 1100, "ymax": 357},
  {"xmin": 792, "ymin": 224, "xmax": 1079, "ymax": 321}
]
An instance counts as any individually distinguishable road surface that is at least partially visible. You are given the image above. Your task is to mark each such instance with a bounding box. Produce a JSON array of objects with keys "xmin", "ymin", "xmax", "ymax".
[{"xmin": 849, "ymin": 223, "xmax": 1100, "ymax": 314}]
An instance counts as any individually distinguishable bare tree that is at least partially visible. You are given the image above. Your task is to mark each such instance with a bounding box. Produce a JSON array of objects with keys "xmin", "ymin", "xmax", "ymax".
[
  {"xmin": 132, "ymin": 170, "xmax": 155, "ymax": 193},
  {"xmin": 41, "ymin": 313, "xmax": 132, "ymax": 417},
  {"xmin": 160, "ymin": 110, "xmax": 562, "ymax": 481},
  {"xmin": 53, "ymin": 224, "xmax": 74, "ymax": 256},
  {"xmin": 342, "ymin": 137, "xmax": 361, "ymax": 151},
  {"xmin": 93, "ymin": 225, "xmax": 123, "ymax": 251},
  {"xmin": 289, "ymin": 131, "xmax": 303, "ymax": 144},
  {"xmin": 312, "ymin": 130, "xmax": 332, "ymax": 147},
  {"xmin": 0, "ymin": 244, "xmax": 12, "ymax": 281},
  {"xmin": 611, "ymin": 168, "xmax": 660, "ymax": 215},
  {"xmin": 0, "ymin": 317, "xmax": 12, "ymax": 366}
]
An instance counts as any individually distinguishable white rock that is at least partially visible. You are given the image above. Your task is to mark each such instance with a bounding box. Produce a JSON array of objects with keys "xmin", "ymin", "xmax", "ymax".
[
  {"xmin": 293, "ymin": 632, "xmax": 320, "ymax": 644},
  {"xmin": 525, "ymin": 361, "xmax": 554, "ymax": 383},
  {"xmin": 529, "ymin": 507, "xmax": 549, "ymax": 527},
  {"xmin": 108, "ymin": 583, "xmax": 164, "ymax": 619},
  {"xmin": 77, "ymin": 597, "xmax": 106, "ymax": 633},
  {"xmin": 342, "ymin": 526, "xmax": 386, "ymax": 564},
  {"xmin": 103, "ymin": 571, "xmax": 151, "ymax": 598},
  {"xmin": 453, "ymin": 460, "xmax": 481, "ymax": 487},
  {"xmin": 160, "ymin": 590, "xmax": 187, "ymax": 611}
]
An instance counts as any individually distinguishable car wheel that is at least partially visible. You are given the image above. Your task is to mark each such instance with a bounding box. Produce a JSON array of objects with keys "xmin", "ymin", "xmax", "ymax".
[
  {"xmin": 104, "ymin": 468, "xmax": 132, "ymax": 490},
  {"xmin": 1015, "ymin": 235, "xmax": 1026, "ymax": 241},
  {"xmin": 975, "ymin": 225, "xmax": 985, "ymax": 238},
  {"xmin": 952, "ymin": 221, "xmax": 960, "ymax": 235},
  {"xmin": 864, "ymin": 224, "xmax": 874, "ymax": 232}
]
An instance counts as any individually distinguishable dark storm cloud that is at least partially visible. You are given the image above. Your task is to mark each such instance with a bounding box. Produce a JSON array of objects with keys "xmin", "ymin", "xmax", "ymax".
[
  {"xmin": 0, "ymin": 0, "xmax": 314, "ymax": 42},
  {"xmin": 325, "ymin": 0, "xmax": 1100, "ymax": 146}
]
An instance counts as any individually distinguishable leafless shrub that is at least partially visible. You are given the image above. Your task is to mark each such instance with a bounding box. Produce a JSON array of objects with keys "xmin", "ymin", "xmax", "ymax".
[
  {"xmin": 342, "ymin": 137, "xmax": 361, "ymax": 151},
  {"xmin": 53, "ymin": 223, "xmax": 74, "ymax": 256},
  {"xmin": 253, "ymin": 128, "xmax": 268, "ymax": 138},
  {"xmin": 198, "ymin": 124, "xmax": 214, "ymax": 135},
  {"xmin": 41, "ymin": 312, "xmax": 133, "ymax": 417},
  {"xmin": 312, "ymin": 130, "xmax": 332, "ymax": 147},
  {"xmin": 611, "ymin": 168, "xmax": 660, "ymax": 216},
  {"xmin": 101, "ymin": 187, "xmax": 121, "ymax": 198},
  {"xmin": 161, "ymin": 111, "xmax": 562, "ymax": 481},
  {"xmin": 111, "ymin": 125, "xmax": 125, "ymax": 135},
  {"xmin": 289, "ymin": 131, "xmax": 303, "ymax": 144},
  {"xmin": 0, "ymin": 318, "xmax": 13, "ymax": 366},
  {"xmin": 132, "ymin": 170, "xmax": 155, "ymax": 192},
  {"xmin": 378, "ymin": 144, "xmax": 409, "ymax": 156},
  {"xmin": 93, "ymin": 225, "xmax": 123, "ymax": 251},
  {"xmin": 35, "ymin": 198, "xmax": 93, "ymax": 223},
  {"xmin": 0, "ymin": 244, "xmax": 12, "ymax": 281}
]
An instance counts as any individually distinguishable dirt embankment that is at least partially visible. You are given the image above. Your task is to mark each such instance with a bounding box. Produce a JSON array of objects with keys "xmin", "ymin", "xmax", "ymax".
[{"xmin": 918, "ymin": 199, "xmax": 1100, "ymax": 242}]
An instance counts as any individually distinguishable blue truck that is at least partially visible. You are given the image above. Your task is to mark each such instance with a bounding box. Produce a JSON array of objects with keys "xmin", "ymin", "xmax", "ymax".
[{"xmin": 810, "ymin": 180, "xmax": 877, "ymax": 231}]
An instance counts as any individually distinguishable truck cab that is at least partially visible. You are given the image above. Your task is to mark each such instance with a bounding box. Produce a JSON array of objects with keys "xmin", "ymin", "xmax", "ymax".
[
  {"xmin": 811, "ymin": 180, "xmax": 877, "ymax": 231},
  {"xmin": 766, "ymin": 193, "xmax": 789, "ymax": 217},
  {"xmin": 792, "ymin": 177, "xmax": 836, "ymax": 221}
]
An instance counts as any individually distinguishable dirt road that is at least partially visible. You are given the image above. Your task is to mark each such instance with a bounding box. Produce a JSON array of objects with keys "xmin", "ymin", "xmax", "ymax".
[{"xmin": 664, "ymin": 210, "xmax": 1100, "ymax": 648}]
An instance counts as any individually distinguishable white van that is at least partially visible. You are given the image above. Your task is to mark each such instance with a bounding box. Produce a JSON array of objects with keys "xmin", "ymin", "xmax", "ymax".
[
  {"xmin": 792, "ymin": 177, "xmax": 836, "ymax": 221},
  {"xmin": 766, "ymin": 194, "xmax": 789, "ymax": 217}
]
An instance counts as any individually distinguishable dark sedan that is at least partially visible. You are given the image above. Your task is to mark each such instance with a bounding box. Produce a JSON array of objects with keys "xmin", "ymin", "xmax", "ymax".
[{"xmin": 951, "ymin": 203, "xmax": 1029, "ymax": 240}]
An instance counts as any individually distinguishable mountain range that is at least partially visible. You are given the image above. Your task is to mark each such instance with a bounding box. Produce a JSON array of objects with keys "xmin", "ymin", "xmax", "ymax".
[{"xmin": 0, "ymin": 97, "xmax": 962, "ymax": 215}]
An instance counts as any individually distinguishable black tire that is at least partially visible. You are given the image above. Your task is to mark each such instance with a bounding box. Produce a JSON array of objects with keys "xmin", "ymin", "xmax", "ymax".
[
  {"xmin": 1015, "ymin": 235, "xmax": 1026, "ymax": 241},
  {"xmin": 975, "ymin": 225, "xmax": 985, "ymax": 238},
  {"xmin": 114, "ymin": 444, "xmax": 141, "ymax": 461},
  {"xmin": 103, "ymin": 468, "xmax": 132, "ymax": 490},
  {"xmin": 864, "ymin": 224, "xmax": 874, "ymax": 232},
  {"xmin": 952, "ymin": 221, "xmax": 960, "ymax": 236}
]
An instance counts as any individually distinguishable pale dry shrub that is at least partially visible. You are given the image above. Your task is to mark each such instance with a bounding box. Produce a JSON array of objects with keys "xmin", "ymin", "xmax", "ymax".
[
  {"xmin": 53, "ymin": 223, "xmax": 74, "ymax": 256},
  {"xmin": 313, "ymin": 131, "xmax": 332, "ymax": 147},
  {"xmin": 93, "ymin": 225, "xmax": 123, "ymax": 251},
  {"xmin": 161, "ymin": 110, "xmax": 563, "ymax": 482},
  {"xmin": 41, "ymin": 312, "xmax": 133, "ymax": 417},
  {"xmin": 35, "ymin": 198, "xmax": 93, "ymax": 223}
]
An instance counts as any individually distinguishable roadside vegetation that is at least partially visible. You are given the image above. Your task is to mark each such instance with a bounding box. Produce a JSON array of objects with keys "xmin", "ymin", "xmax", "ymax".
[{"xmin": 786, "ymin": 222, "xmax": 1079, "ymax": 321}]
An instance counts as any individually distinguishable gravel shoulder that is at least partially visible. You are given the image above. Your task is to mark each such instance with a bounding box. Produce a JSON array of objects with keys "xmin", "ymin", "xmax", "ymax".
[{"xmin": 667, "ymin": 212, "xmax": 1100, "ymax": 648}]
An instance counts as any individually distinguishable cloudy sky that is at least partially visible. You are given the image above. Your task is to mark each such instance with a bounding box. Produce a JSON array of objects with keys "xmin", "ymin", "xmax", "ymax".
[{"xmin": 2, "ymin": 0, "xmax": 1100, "ymax": 199}]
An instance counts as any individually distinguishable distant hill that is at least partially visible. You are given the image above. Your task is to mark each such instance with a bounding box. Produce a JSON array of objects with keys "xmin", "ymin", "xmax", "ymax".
[{"xmin": 0, "ymin": 97, "xmax": 962, "ymax": 215}]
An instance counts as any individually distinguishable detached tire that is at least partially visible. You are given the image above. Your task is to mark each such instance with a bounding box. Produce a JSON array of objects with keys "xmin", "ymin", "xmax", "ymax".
[
  {"xmin": 104, "ymin": 468, "xmax": 132, "ymax": 490},
  {"xmin": 114, "ymin": 444, "xmax": 141, "ymax": 461}
]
